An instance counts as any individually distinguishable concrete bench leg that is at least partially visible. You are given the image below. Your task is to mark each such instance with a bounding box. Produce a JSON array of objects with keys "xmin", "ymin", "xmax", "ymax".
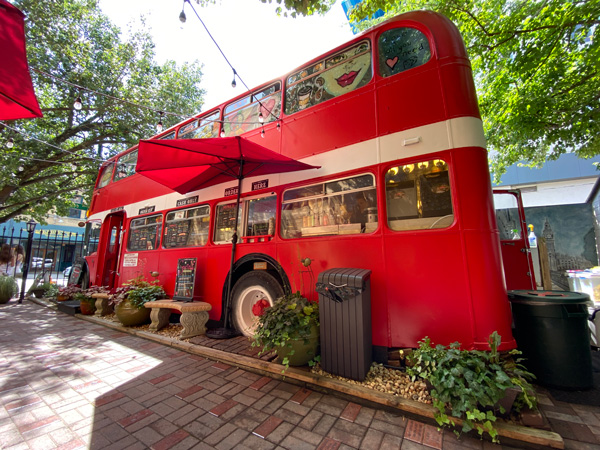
[
  {"xmin": 95, "ymin": 298, "xmax": 113, "ymax": 317},
  {"xmin": 180, "ymin": 311, "xmax": 209, "ymax": 339},
  {"xmin": 149, "ymin": 308, "xmax": 171, "ymax": 332}
]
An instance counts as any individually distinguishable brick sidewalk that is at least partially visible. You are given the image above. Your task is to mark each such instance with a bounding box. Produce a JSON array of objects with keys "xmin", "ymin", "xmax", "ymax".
[{"xmin": 0, "ymin": 301, "xmax": 574, "ymax": 449}]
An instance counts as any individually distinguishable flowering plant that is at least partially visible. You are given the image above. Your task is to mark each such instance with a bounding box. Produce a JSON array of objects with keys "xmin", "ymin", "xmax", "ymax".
[
  {"xmin": 252, "ymin": 299, "xmax": 270, "ymax": 317},
  {"xmin": 109, "ymin": 276, "xmax": 166, "ymax": 309}
]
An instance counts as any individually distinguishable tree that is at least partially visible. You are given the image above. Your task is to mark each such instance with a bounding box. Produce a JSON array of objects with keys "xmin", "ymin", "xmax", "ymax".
[
  {"xmin": 277, "ymin": 0, "xmax": 600, "ymax": 178},
  {"xmin": 259, "ymin": 0, "xmax": 336, "ymax": 17},
  {"xmin": 0, "ymin": 0, "xmax": 205, "ymax": 223}
]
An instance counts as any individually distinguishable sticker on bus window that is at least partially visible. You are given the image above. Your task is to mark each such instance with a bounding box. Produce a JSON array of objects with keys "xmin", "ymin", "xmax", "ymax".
[{"xmin": 123, "ymin": 253, "xmax": 138, "ymax": 267}]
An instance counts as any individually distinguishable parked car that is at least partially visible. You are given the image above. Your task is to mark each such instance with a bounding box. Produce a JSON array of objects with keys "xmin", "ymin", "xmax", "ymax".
[
  {"xmin": 63, "ymin": 266, "xmax": 72, "ymax": 277},
  {"xmin": 31, "ymin": 258, "xmax": 53, "ymax": 269}
]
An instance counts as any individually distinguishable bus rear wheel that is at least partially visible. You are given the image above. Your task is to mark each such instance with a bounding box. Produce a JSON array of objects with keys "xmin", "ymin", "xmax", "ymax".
[{"xmin": 231, "ymin": 271, "xmax": 284, "ymax": 337}]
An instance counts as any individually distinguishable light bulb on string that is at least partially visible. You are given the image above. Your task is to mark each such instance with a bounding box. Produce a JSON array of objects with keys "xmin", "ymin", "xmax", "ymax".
[
  {"xmin": 276, "ymin": 122, "xmax": 281, "ymax": 132},
  {"xmin": 73, "ymin": 96, "xmax": 82, "ymax": 111},
  {"xmin": 260, "ymin": 127, "xmax": 265, "ymax": 138},
  {"xmin": 258, "ymin": 112, "xmax": 264, "ymax": 123},
  {"xmin": 18, "ymin": 166, "xmax": 24, "ymax": 172},
  {"xmin": 231, "ymin": 70, "xmax": 237, "ymax": 88},
  {"xmin": 179, "ymin": 8, "xmax": 186, "ymax": 23},
  {"xmin": 156, "ymin": 112, "xmax": 164, "ymax": 133},
  {"xmin": 6, "ymin": 137, "xmax": 14, "ymax": 149},
  {"xmin": 220, "ymin": 128, "xmax": 225, "ymax": 138}
]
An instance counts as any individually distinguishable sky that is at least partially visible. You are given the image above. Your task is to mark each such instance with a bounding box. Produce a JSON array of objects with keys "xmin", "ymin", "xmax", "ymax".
[{"xmin": 98, "ymin": 0, "xmax": 355, "ymax": 112}]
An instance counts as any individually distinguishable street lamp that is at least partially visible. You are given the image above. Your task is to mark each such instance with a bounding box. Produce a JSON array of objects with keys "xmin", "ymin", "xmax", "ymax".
[{"xmin": 19, "ymin": 219, "xmax": 37, "ymax": 304}]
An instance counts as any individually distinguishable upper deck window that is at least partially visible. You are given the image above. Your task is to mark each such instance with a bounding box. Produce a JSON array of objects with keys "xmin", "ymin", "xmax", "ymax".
[
  {"xmin": 97, "ymin": 162, "xmax": 115, "ymax": 188},
  {"xmin": 285, "ymin": 40, "xmax": 372, "ymax": 115},
  {"xmin": 158, "ymin": 131, "xmax": 176, "ymax": 140},
  {"xmin": 223, "ymin": 83, "xmax": 281, "ymax": 137},
  {"xmin": 178, "ymin": 111, "xmax": 220, "ymax": 139},
  {"xmin": 378, "ymin": 28, "xmax": 431, "ymax": 77},
  {"xmin": 114, "ymin": 150, "xmax": 138, "ymax": 182}
]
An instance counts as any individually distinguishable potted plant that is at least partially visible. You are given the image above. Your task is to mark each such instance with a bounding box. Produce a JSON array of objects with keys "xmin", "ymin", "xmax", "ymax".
[
  {"xmin": 110, "ymin": 277, "xmax": 166, "ymax": 326},
  {"xmin": 0, "ymin": 275, "xmax": 19, "ymax": 304},
  {"xmin": 29, "ymin": 281, "xmax": 56, "ymax": 299},
  {"xmin": 56, "ymin": 284, "xmax": 82, "ymax": 302},
  {"xmin": 406, "ymin": 331, "xmax": 537, "ymax": 443},
  {"xmin": 253, "ymin": 291, "xmax": 319, "ymax": 369},
  {"xmin": 74, "ymin": 286, "xmax": 110, "ymax": 314}
]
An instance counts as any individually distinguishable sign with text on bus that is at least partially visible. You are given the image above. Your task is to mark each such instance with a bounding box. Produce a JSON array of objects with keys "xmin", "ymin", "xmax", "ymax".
[
  {"xmin": 224, "ymin": 179, "xmax": 269, "ymax": 197},
  {"xmin": 174, "ymin": 258, "xmax": 197, "ymax": 302},
  {"xmin": 176, "ymin": 196, "xmax": 199, "ymax": 207}
]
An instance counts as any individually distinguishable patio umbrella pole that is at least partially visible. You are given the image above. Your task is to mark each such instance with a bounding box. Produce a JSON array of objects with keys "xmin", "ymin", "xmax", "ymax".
[{"xmin": 207, "ymin": 163, "xmax": 244, "ymax": 339}]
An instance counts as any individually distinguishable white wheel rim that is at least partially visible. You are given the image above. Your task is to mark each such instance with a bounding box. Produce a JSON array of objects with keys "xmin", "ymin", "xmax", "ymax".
[{"xmin": 234, "ymin": 285, "xmax": 275, "ymax": 337}]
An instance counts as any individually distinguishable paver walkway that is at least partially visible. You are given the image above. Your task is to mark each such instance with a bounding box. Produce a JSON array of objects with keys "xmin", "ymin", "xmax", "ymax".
[{"xmin": 0, "ymin": 301, "xmax": 595, "ymax": 449}]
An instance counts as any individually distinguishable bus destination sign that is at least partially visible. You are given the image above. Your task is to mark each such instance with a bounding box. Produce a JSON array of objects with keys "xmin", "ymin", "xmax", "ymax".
[
  {"xmin": 224, "ymin": 186, "xmax": 238, "ymax": 197},
  {"xmin": 138, "ymin": 205, "xmax": 155, "ymax": 215},
  {"xmin": 176, "ymin": 196, "xmax": 199, "ymax": 207},
  {"xmin": 252, "ymin": 179, "xmax": 268, "ymax": 191}
]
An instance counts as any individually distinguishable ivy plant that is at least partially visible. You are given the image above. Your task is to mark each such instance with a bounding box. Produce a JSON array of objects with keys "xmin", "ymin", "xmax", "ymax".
[{"xmin": 407, "ymin": 331, "xmax": 537, "ymax": 442}]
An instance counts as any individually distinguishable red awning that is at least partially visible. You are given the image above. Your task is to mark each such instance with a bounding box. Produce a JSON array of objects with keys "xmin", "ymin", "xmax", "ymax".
[
  {"xmin": 0, "ymin": 0, "xmax": 42, "ymax": 120},
  {"xmin": 137, "ymin": 136, "xmax": 319, "ymax": 194}
]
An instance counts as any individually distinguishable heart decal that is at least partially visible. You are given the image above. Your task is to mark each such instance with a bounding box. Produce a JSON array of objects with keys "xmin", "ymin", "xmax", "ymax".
[{"xmin": 386, "ymin": 56, "xmax": 398, "ymax": 69}]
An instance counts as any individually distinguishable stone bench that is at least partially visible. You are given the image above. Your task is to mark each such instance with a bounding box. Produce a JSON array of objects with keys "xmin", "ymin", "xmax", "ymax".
[
  {"xmin": 144, "ymin": 300, "xmax": 212, "ymax": 339},
  {"xmin": 91, "ymin": 293, "xmax": 113, "ymax": 316}
]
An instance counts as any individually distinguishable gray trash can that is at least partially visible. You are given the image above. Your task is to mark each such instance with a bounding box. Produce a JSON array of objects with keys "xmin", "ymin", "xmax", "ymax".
[
  {"xmin": 317, "ymin": 268, "xmax": 372, "ymax": 381},
  {"xmin": 508, "ymin": 290, "xmax": 593, "ymax": 390}
]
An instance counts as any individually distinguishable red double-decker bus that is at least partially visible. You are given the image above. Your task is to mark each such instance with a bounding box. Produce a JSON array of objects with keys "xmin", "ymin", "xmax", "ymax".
[{"xmin": 84, "ymin": 10, "xmax": 517, "ymax": 358}]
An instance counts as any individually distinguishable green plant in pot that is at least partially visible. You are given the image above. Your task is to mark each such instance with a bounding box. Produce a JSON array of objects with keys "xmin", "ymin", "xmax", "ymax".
[
  {"xmin": 110, "ymin": 277, "xmax": 166, "ymax": 326},
  {"xmin": 252, "ymin": 291, "xmax": 319, "ymax": 370},
  {"xmin": 406, "ymin": 331, "xmax": 537, "ymax": 443},
  {"xmin": 72, "ymin": 286, "xmax": 109, "ymax": 315},
  {"xmin": 0, "ymin": 275, "xmax": 19, "ymax": 304},
  {"xmin": 56, "ymin": 284, "xmax": 82, "ymax": 302},
  {"xmin": 28, "ymin": 281, "xmax": 56, "ymax": 298}
]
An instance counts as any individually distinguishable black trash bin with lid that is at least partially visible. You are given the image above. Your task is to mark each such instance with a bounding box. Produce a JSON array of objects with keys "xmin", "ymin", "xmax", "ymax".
[
  {"xmin": 317, "ymin": 268, "xmax": 372, "ymax": 381},
  {"xmin": 508, "ymin": 290, "xmax": 593, "ymax": 390}
]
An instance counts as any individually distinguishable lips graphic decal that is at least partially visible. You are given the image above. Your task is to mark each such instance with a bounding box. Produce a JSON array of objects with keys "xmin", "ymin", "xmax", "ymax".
[{"xmin": 336, "ymin": 70, "xmax": 360, "ymax": 87}]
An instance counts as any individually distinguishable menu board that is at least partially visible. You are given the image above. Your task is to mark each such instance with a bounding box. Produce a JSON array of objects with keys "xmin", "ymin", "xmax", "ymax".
[
  {"xmin": 163, "ymin": 220, "xmax": 190, "ymax": 248},
  {"xmin": 127, "ymin": 225, "xmax": 160, "ymax": 251},
  {"xmin": 174, "ymin": 258, "xmax": 197, "ymax": 301}
]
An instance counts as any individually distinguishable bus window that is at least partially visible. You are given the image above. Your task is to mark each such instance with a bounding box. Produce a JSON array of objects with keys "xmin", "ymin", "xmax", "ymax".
[
  {"xmin": 385, "ymin": 159, "xmax": 454, "ymax": 231},
  {"xmin": 246, "ymin": 196, "xmax": 276, "ymax": 237},
  {"xmin": 97, "ymin": 162, "xmax": 115, "ymax": 188},
  {"xmin": 127, "ymin": 214, "xmax": 163, "ymax": 251},
  {"xmin": 285, "ymin": 40, "xmax": 372, "ymax": 115},
  {"xmin": 163, "ymin": 205, "xmax": 210, "ymax": 248},
  {"xmin": 214, "ymin": 202, "xmax": 245, "ymax": 243},
  {"xmin": 223, "ymin": 83, "xmax": 281, "ymax": 137},
  {"xmin": 159, "ymin": 131, "xmax": 176, "ymax": 140},
  {"xmin": 378, "ymin": 27, "xmax": 431, "ymax": 78},
  {"xmin": 178, "ymin": 111, "xmax": 220, "ymax": 139},
  {"xmin": 281, "ymin": 174, "xmax": 377, "ymax": 239},
  {"xmin": 114, "ymin": 150, "xmax": 138, "ymax": 182}
]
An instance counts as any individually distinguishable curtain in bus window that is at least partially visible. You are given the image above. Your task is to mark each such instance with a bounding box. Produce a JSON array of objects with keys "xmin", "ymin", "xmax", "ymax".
[
  {"xmin": 163, "ymin": 205, "xmax": 210, "ymax": 248},
  {"xmin": 178, "ymin": 111, "xmax": 220, "ymax": 139},
  {"xmin": 285, "ymin": 40, "xmax": 372, "ymax": 115},
  {"xmin": 378, "ymin": 28, "xmax": 431, "ymax": 77},
  {"xmin": 385, "ymin": 160, "xmax": 454, "ymax": 231},
  {"xmin": 223, "ymin": 83, "xmax": 281, "ymax": 137},
  {"xmin": 126, "ymin": 214, "xmax": 163, "ymax": 251},
  {"xmin": 281, "ymin": 174, "xmax": 377, "ymax": 239},
  {"xmin": 97, "ymin": 162, "xmax": 115, "ymax": 188},
  {"xmin": 114, "ymin": 150, "xmax": 138, "ymax": 182}
]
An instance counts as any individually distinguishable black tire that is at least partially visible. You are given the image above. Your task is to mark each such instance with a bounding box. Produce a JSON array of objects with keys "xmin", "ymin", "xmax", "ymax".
[{"xmin": 231, "ymin": 271, "xmax": 284, "ymax": 337}]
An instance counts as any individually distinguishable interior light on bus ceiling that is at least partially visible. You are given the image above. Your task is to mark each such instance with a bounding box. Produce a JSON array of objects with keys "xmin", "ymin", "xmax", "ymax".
[
  {"xmin": 419, "ymin": 161, "xmax": 429, "ymax": 169},
  {"xmin": 403, "ymin": 164, "xmax": 414, "ymax": 173},
  {"xmin": 389, "ymin": 166, "xmax": 399, "ymax": 176}
]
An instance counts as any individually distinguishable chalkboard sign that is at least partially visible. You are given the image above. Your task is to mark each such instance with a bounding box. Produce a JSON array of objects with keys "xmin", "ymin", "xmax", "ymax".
[{"xmin": 174, "ymin": 258, "xmax": 197, "ymax": 301}]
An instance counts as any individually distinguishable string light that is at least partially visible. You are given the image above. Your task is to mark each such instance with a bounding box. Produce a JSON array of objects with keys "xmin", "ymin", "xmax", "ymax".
[
  {"xmin": 179, "ymin": 3, "xmax": 187, "ymax": 23},
  {"xmin": 258, "ymin": 112, "xmax": 264, "ymax": 123},
  {"xmin": 260, "ymin": 127, "xmax": 265, "ymax": 138},
  {"xmin": 156, "ymin": 112, "xmax": 164, "ymax": 133},
  {"xmin": 220, "ymin": 128, "xmax": 225, "ymax": 138},
  {"xmin": 231, "ymin": 70, "xmax": 237, "ymax": 88},
  {"xmin": 73, "ymin": 92, "xmax": 83, "ymax": 111},
  {"xmin": 6, "ymin": 137, "xmax": 14, "ymax": 149},
  {"xmin": 276, "ymin": 122, "xmax": 281, "ymax": 132}
]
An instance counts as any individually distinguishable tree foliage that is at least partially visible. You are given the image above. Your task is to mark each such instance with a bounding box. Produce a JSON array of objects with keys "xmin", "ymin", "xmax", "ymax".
[
  {"xmin": 282, "ymin": 0, "xmax": 600, "ymax": 177},
  {"xmin": 259, "ymin": 0, "xmax": 336, "ymax": 17},
  {"xmin": 0, "ymin": 0, "xmax": 205, "ymax": 223}
]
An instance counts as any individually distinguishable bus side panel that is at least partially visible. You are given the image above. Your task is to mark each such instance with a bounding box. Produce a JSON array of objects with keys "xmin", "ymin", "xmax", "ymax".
[
  {"xmin": 119, "ymin": 250, "xmax": 161, "ymax": 287},
  {"xmin": 282, "ymin": 86, "xmax": 377, "ymax": 161},
  {"xmin": 275, "ymin": 235, "xmax": 388, "ymax": 346},
  {"xmin": 439, "ymin": 60, "xmax": 481, "ymax": 119},
  {"xmin": 452, "ymin": 148, "xmax": 515, "ymax": 349},
  {"xmin": 153, "ymin": 248, "xmax": 209, "ymax": 303},
  {"xmin": 382, "ymin": 230, "xmax": 474, "ymax": 349},
  {"xmin": 375, "ymin": 68, "xmax": 446, "ymax": 137}
]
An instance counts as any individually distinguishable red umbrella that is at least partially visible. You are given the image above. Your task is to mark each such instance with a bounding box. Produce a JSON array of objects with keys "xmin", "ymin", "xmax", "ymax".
[
  {"xmin": 0, "ymin": 0, "xmax": 42, "ymax": 120},
  {"xmin": 137, "ymin": 136, "xmax": 320, "ymax": 338}
]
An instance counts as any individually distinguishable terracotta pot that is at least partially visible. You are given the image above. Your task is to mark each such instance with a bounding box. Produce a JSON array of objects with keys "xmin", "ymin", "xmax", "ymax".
[
  {"xmin": 115, "ymin": 299, "xmax": 150, "ymax": 326},
  {"xmin": 57, "ymin": 294, "xmax": 70, "ymax": 302},
  {"xmin": 276, "ymin": 324, "xmax": 319, "ymax": 366},
  {"xmin": 79, "ymin": 299, "xmax": 96, "ymax": 315}
]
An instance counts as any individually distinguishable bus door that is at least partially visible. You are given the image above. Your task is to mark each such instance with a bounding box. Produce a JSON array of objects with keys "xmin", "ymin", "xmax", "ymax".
[
  {"xmin": 96, "ymin": 212, "xmax": 124, "ymax": 288},
  {"xmin": 493, "ymin": 190, "xmax": 536, "ymax": 290}
]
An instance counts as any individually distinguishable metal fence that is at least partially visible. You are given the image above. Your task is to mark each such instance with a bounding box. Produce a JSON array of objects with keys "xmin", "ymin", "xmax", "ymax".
[{"xmin": 0, "ymin": 225, "xmax": 84, "ymax": 286}]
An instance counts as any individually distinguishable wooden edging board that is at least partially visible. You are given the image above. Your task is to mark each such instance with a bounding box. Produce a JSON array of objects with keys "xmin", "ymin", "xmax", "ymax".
[{"xmin": 68, "ymin": 310, "xmax": 563, "ymax": 449}]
